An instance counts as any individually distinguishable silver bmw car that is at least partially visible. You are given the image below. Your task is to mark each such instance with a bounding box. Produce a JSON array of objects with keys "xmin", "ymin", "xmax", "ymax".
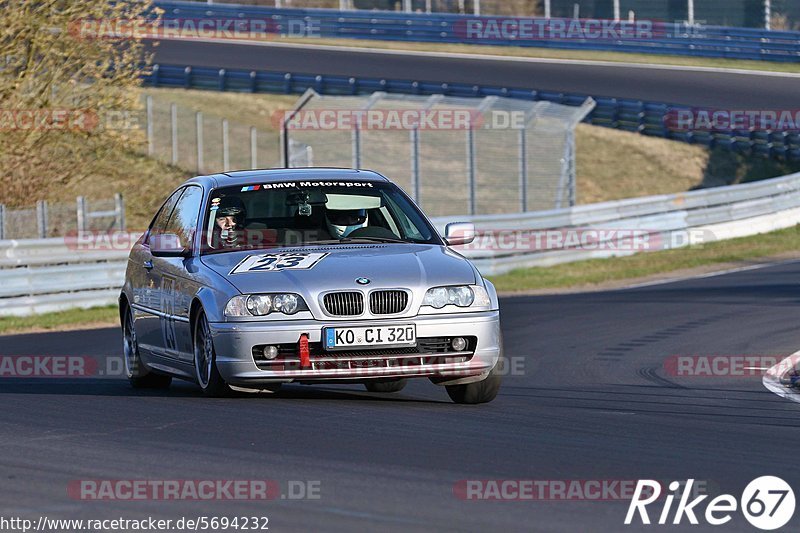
[{"xmin": 120, "ymin": 168, "xmax": 502, "ymax": 404}]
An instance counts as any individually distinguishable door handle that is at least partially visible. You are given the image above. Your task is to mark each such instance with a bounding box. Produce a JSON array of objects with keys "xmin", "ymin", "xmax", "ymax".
[{"xmin": 143, "ymin": 260, "xmax": 154, "ymax": 270}]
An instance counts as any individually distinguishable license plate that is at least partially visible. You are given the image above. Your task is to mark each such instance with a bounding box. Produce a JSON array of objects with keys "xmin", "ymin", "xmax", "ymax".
[{"xmin": 324, "ymin": 325, "xmax": 417, "ymax": 351}]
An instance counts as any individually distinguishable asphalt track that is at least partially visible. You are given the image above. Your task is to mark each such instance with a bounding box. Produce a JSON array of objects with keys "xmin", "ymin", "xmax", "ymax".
[
  {"xmin": 149, "ymin": 39, "xmax": 800, "ymax": 108},
  {"xmin": 2, "ymin": 261, "xmax": 800, "ymax": 531}
]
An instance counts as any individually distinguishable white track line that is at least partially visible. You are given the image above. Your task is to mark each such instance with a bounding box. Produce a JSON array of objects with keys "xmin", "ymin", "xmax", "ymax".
[
  {"xmin": 763, "ymin": 350, "xmax": 800, "ymax": 404},
  {"xmin": 618, "ymin": 258, "xmax": 800, "ymax": 291},
  {"xmin": 151, "ymin": 36, "xmax": 800, "ymax": 79}
]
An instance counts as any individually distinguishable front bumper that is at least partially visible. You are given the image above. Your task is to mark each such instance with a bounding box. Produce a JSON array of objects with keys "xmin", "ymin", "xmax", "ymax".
[{"xmin": 209, "ymin": 310, "xmax": 501, "ymax": 386}]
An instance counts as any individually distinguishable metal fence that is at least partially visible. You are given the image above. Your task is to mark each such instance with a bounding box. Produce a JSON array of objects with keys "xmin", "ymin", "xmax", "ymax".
[
  {"xmin": 143, "ymin": 64, "xmax": 800, "ymax": 162},
  {"xmin": 144, "ymin": 95, "xmax": 285, "ymax": 172},
  {"xmin": 155, "ymin": 1, "xmax": 800, "ymax": 62},
  {"xmin": 280, "ymin": 90, "xmax": 594, "ymax": 215},
  {"xmin": 0, "ymin": 195, "xmax": 125, "ymax": 241}
]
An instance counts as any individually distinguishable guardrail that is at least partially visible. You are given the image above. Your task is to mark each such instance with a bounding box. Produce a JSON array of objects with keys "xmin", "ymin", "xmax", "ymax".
[
  {"xmin": 432, "ymin": 171, "xmax": 800, "ymax": 275},
  {"xmin": 3, "ymin": 172, "xmax": 800, "ymax": 315},
  {"xmin": 0, "ymin": 239, "xmax": 132, "ymax": 316},
  {"xmin": 154, "ymin": 1, "xmax": 800, "ymax": 63},
  {"xmin": 143, "ymin": 63, "xmax": 800, "ymax": 161},
  {"xmin": 0, "ymin": 195, "xmax": 125, "ymax": 241}
]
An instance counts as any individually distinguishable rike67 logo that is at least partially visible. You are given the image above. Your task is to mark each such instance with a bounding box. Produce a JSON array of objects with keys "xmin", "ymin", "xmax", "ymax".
[{"xmin": 625, "ymin": 477, "xmax": 795, "ymax": 530}]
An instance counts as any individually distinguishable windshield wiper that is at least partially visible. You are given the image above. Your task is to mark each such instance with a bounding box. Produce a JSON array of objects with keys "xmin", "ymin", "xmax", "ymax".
[
  {"xmin": 298, "ymin": 237, "xmax": 411, "ymax": 245},
  {"xmin": 341, "ymin": 237, "xmax": 410, "ymax": 244}
]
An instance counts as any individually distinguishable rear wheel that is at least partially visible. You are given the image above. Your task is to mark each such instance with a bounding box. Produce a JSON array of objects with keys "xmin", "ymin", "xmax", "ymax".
[
  {"xmin": 364, "ymin": 379, "xmax": 407, "ymax": 393},
  {"xmin": 193, "ymin": 310, "xmax": 231, "ymax": 397},
  {"xmin": 123, "ymin": 305, "xmax": 172, "ymax": 389},
  {"xmin": 445, "ymin": 363, "xmax": 501, "ymax": 404}
]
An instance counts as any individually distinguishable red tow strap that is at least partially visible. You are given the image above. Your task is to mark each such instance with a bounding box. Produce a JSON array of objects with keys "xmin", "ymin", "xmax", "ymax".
[{"xmin": 299, "ymin": 334, "xmax": 310, "ymax": 368}]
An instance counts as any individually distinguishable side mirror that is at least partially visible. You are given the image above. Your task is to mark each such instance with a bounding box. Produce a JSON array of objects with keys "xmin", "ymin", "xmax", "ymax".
[
  {"xmin": 150, "ymin": 232, "xmax": 191, "ymax": 258},
  {"xmin": 444, "ymin": 222, "xmax": 475, "ymax": 246}
]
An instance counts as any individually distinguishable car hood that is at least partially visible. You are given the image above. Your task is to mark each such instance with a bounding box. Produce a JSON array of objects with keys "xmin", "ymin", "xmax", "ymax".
[{"xmin": 201, "ymin": 243, "xmax": 478, "ymax": 295}]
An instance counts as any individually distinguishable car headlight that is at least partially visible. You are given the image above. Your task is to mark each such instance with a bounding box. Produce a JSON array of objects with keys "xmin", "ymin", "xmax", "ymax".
[
  {"xmin": 272, "ymin": 293, "xmax": 299, "ymax": 314},
  {"xmin": 422, "ymin": 285, "xmax": 490, "ymax": 309},
  {"xmin": 224, "ymin": 293, "xmax": 306, "ymax": 317},
  {"xmin": 247, "ymin": 295, "xmax": 272, "ymax": 315}
]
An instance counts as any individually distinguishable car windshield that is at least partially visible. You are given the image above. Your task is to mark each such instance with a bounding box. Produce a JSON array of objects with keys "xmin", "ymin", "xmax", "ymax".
[{"xmin": 201, "ymin": 179, "xmax": 440, "ymax": 254}]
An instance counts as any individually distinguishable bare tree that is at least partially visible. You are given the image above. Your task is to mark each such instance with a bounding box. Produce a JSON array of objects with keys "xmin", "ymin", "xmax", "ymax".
[{"xmin": 0, "ymin": 0, "xmax": 158, "ymax": 192}]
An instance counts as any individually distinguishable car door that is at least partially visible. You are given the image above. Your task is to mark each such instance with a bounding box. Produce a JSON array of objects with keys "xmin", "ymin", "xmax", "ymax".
[
  {"xmin": 151, "ymin": 185, "xmax": 205, "ymax": 363},
  {"xmin": 131, "ymin": 188, "xmax": 184, "ymax": 357}
]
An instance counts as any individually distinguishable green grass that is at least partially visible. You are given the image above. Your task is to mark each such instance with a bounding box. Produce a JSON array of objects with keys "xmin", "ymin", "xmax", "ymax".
[
  {"xmin": 0, "ymin": 306, "xmax": 119, "ymax": 336},
  {"xmin": 488, "ymin": 225, "xmax": 800, "ymax": 293},
  {"xmin": 279, "ymin": 37, "xmax": 800, "ymax": 74}
]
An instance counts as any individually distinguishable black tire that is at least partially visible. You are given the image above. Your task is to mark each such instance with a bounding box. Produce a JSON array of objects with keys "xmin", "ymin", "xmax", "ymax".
[
  {"xmin": 364, "ymin": 379, "xmax": 407, "ymax": 393},
  {"xmin": 122, "ymin": 305, "xmax": 172, "ymax": 389},
  {"xmin": 445, "ymin": 363, "xmax": 502, "ymax": 404},
  {"xmin": 193, "ymin": 310, "xmax": 231, "ymax": 397}
]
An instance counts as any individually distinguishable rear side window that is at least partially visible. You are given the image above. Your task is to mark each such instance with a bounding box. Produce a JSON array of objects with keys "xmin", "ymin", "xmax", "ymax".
[
  {"xmin": 164, "ymin": 186, "xmax": 203, "ymax": 249},
  {"xmin": 147, "ymin": 188, "xmax": 183, "ymax": 244}
]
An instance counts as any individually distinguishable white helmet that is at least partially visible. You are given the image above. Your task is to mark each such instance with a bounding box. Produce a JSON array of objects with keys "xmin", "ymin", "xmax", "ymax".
[{"xmin": 326, "ymin": 209, "xmax": 368, "ymax": 239}]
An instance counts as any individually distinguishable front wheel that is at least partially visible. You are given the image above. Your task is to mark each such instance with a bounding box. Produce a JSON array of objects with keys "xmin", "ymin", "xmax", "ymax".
[
  {"xmin": 364, "ymin": 379, "xmax": 407, "ymax": 393},
  {"xmin": 193, "ymin": 310, "xmax": 231, "ymax": 397},
  {"xmin": 123, "ymin": 305, "xmax": 172, "ymax": 389},
  {"xmin": 445, "ymin": 363, "xmax": 501, "ymax": 404}
]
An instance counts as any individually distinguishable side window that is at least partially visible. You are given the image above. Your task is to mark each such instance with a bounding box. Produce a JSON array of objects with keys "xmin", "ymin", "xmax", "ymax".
[
  {"xmin": 378, "ymin": 206, "xmax": 401, "ymax": 236},
  {"xmin": 147, "ymin": 188, "xmax": 184, "ymax": 244},
  {"xmin": 164, "ymin": 186, "xmax": 203, "ymax": 249},
  {"xmin": 384, "ymin": 195, "xmax": 427, "ymax": 241}
]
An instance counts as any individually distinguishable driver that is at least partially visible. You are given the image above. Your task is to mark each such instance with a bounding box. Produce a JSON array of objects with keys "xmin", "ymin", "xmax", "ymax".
[
  {"xmin": 213, "ymin": 196, "xmax": 246, "ymax": 249},
  {"xmin": 325, "ymin": 208, "xmax": 367, "ymax": 239}
]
